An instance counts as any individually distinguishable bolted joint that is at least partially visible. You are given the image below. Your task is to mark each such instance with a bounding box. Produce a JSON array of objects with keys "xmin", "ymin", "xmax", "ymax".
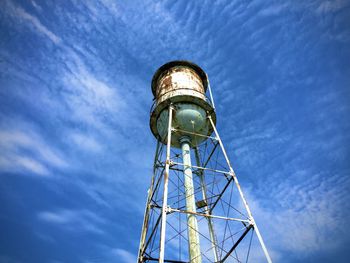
[
  {"xmin": 248, "ymin": 217, "xmax": 255, "ymax": 226},
  {"xmin": 165, "ymin": 206, "xmax": 172, "ymax": 214}
]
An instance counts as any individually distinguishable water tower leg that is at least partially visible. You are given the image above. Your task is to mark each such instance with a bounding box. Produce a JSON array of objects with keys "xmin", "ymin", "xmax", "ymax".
[
  {"xmin": 180, "ymin": 137, "xmax": 202, "ymax": 263},
  {"xmin": 208, "ymin": 115, "xmax": 273, "ymax": 263},
  {"xmin": 159, "ymin": 106, "xmax": 174, "ymax": 263},
  {"xmin": 137, "ymin": 141, "xmax": 161, "ymax": 262}
]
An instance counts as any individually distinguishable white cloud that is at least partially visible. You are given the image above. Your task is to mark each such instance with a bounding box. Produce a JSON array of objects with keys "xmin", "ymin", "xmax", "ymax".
[
  {"xmin": 31, "ymin": 0, "xmax": 42, "ymax": 12},
  {"xmin": 98, "ymin": 0, "xmax": 120, "ymax": 17},
  {"xmin": 0, "ymin": 128, "xmax": 68, "ymax": 175},
  {"xmin": 13, "ymin": 156, "xmax": 49, "ymax": 175},
  {"xmin": 111, "ymin": 248, "xmax": 135, "ymax": 263},
  {"xmin": 316, "ymin": 0, "xmax": 349, "ymax": 14},
  {"xmin": 259, "ymin": 4, "xmax": 287, "ymax": 16},
  {"xmin": 59, "ymin": 49, "xmax": 125, "ymax": 133},
  {"xmin": 244, "ymin": 169, "xmax": 350, "ymax": 260},
  {"xmin": 0, "ymin": 154, "xmax": 48, "ymax": 176},
  {"xmin": 38, "ymin": 209, "xmax": 106, "ymax": 234},
  {"xmin": 5, "ymin": 0, "xmax": 61, "ymax": 44},
  {"xmin": 70, "ymin": 132, "xmax": 103, "ymax": 153},
  {"xmin": 38, "ymin": 210, "xmax": 73, "ymax": 224}
]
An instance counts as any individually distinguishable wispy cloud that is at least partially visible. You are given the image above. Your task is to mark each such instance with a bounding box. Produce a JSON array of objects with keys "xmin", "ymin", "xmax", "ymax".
[
  {"xmin": 111, "ymin": 248, "xmax": 135, "ymax": 263},
  {"xmin": 258, "ymin": 4, "xmax": 287, "ymax": 16},
  {"xmin": 69, "ymin": 132, "xmax": 103, "ymax": 153},
  {"xmin": 4, "ymin": 0, "xmax": 61, "ymax": 44},
  {"xmin": 30, "ymin": 1, "xmax": 42, "ymax": 12},
  {"xmin": 315, "ymin": 0, "xmax": 349, "ymax": 14},
  {"xmin": 61, "ymin": 53, "xmax": 125, "ymax": 132},
  {"xmin": 0, "ymin": 155, "xmax": 49, "ymax": 176},
  {"xmin": 82, "ymin": 245, "xmax": 137, "ymax": 263},
  {"xmin": 243, "ymin": 167, "xmax": 350, "ymax": 260},
  {"xmin": 37, "ymin": 209, "xmax": 106, "ymax": 234},
  {"xmin": 0, "ymin": 123, "xmax": 68, "ymax": 176}
]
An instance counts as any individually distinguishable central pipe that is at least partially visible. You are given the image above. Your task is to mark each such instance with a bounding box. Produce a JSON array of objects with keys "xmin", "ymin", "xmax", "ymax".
[{"xmin": 180, "ymin": 136, "xmax": 202, "ymax": 263}]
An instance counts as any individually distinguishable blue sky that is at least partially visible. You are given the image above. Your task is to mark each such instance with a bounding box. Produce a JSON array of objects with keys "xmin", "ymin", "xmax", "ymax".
[{"xmin": 0, "ymin": 0, "xmax": 349, "ymax": 262}]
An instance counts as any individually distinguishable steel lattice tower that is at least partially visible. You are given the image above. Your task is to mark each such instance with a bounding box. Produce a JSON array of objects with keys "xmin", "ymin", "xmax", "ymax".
[{"xmin": 137, "ymin": 61, "xmax": 272, "ymax": 263}]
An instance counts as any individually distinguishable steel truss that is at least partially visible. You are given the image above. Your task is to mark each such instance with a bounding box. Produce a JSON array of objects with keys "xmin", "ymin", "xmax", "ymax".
[{"xmin": 138, "ymin": 106, "xmax": 272, "ymax": 263}]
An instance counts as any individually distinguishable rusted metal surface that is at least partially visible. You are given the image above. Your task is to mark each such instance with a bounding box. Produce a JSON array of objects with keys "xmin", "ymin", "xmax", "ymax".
[
  {"xmin": 151, "ymin": 60, "xmax": 208, "ymax": 97},
  {"xmin": 150, "ymin": 61, "xmax": 216, "ymax": 148},
  {"xmin": 155, "ymin": 66, "xmax": 206, "ymax": 106}
]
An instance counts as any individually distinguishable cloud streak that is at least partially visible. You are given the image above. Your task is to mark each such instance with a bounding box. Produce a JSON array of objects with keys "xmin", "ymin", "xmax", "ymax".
[
  {"xmin": 4, "ymin": 0, "xmax": 61, "ymax": 44},
  {"xmin": 37, "ymin": 209, "xmax": 106, "ymax": 234},
  {"xmin": 0, "ymin": 123, "xmax": 68, "ymax": 176}
]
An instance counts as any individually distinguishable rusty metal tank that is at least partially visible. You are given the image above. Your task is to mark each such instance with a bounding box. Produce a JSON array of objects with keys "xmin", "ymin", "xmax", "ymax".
[{"xmin": 150, "ymin": 61, "xmax": 216, "ymax": 148}]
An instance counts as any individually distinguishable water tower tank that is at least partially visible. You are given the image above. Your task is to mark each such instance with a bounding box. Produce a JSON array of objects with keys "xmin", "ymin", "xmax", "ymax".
[{"xmin": 150, "ymin": 60, "xmax": 216, "ymax": 148}]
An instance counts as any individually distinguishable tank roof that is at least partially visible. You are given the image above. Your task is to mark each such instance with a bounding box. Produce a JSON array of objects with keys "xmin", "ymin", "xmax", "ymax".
[{"xmin": 151, "ymin": 60, "xmax": 208, "ymax": 97}]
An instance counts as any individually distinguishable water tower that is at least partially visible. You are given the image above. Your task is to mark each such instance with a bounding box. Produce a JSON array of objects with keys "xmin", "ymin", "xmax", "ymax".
[{"xmin": 138, "ymin": 61, "xmax": 272, "ymax": 263}]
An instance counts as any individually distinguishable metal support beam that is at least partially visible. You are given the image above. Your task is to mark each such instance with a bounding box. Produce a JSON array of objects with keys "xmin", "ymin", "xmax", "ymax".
[
  {"xmin": 171, "ymin": 161, "xmax": 229, "ymax": 176},
  {"xmin": 140, "ymin": 214, "xmax": 162, "ymax": 260},
  {"xmin": 159, "ymin": 105, "xmax": 174, "ymax": 263},
  {"xmin": 207, "ymin": 76, "xmax": 216, "ymax": 110},
  {"xmin": 201, "ymin": 142, "xmax": 219, "ymax": 169},
  {"xmin": 150, "ymin": 166, "xmax": 166, "ymax": 204},
  {"xmin": 138, "ymin": 141, "xmax": 161, "ymax": 262},
  {"xmin": 172, "ymin": 128, "xmax": 217, "ymax": 141},
  {"xmin": 208, "ymin": 115, "xmax": 272, "ymax": 263},
  {"xmin": 169, "ymin": 207, "xmax": 250, "ymax": 223},
  {"xmin": 209, "ymin": 177, "xmax": 233, "ymax": 214},
  {"xmin": 220, "ymin": 224, "xmax": 253, "ymax": 262},
  {"xmin": 194, "ymin": 147, "xmax": 219, "ymax": 262},
  {"xmin": 143, "ymin": 256, "xmax": 188, "ymax": 263}
]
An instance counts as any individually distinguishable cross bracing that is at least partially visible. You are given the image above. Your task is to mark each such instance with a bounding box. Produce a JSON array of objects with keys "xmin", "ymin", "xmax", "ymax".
[{"xmin": 138, "ymin": 107, "xmax": 272, "ymax": 263}]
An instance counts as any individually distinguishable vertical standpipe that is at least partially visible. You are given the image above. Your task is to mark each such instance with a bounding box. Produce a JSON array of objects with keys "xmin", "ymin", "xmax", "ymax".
[
  {"xmin": 180, "ymin": 136, "xmax": 202, "ymax": 263},
  {"xmin": 194, "ymin": 148, "xmax": 219, "ymax": 262}
]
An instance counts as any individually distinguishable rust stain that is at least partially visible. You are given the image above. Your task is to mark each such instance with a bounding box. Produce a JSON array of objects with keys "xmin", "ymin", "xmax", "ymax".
[{"xmin": 155, "ymin": 66, "xmax": 206, "ymax": 104}]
